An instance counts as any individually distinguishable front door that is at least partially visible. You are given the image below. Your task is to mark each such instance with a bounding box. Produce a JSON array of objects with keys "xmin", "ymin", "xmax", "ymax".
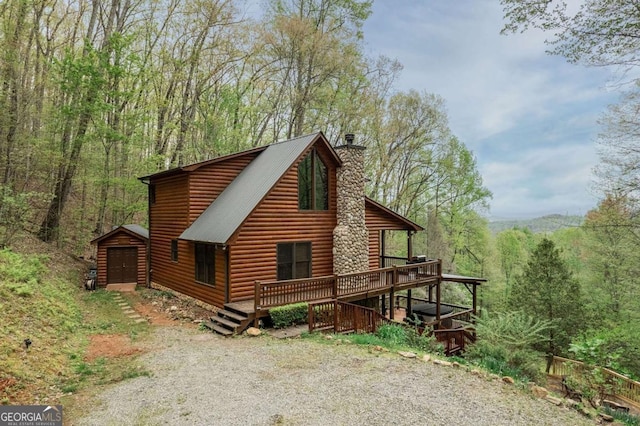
[{"xmin": 107, "ymin": 247, "xmax": 138, "ymax": 284}]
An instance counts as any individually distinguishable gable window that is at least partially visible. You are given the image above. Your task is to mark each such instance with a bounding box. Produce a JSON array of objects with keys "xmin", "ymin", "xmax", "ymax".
[
  {"xmin": 277, "ymin": 242, "xmax": 311, "ymax": 280},
  {"xmin": 298, "ymin": 149, "xmax": 328, "ymax": 210},
  {"xmin": 171, "ymin": 239, "xmax": 178, "ymax": 262},
  {"xmin": 195, "ymin": 243, "xmax": 215, "ymax": 285}
]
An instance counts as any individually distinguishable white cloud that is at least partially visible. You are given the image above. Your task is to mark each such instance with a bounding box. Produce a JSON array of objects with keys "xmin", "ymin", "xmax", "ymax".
[{"xmin": 364, "ymin": 0, "xmax": 618, "ymax": 218}]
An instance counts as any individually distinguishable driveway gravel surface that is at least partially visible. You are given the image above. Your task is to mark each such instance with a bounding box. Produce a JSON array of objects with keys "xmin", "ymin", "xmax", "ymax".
[{"xmin": 77, "ymin": 326, "xmax": 594, "ymax": 426}]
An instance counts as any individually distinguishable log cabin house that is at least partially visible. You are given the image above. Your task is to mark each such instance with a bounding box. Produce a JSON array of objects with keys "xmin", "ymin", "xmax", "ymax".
[{"xmin": 140, "ymin": 132, "xmax": 483, "ymax": 352}]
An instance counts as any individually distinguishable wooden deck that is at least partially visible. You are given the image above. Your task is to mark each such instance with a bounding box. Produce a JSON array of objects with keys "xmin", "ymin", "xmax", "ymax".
[{"xmin": 253, "ymin": 261, "xmax": 442, "ymax": 318}]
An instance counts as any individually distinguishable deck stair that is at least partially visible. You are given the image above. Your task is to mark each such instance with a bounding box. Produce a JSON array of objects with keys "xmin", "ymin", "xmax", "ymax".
[{"xmin": 203, "ymin": 304, "xmax": 253, "ymax": 336}]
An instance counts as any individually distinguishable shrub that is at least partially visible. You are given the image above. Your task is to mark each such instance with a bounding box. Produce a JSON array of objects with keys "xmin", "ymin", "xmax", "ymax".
[
  {"xmin": 270, "ymin": 302, "xmax": 309, "ymax": 328},
  {"xmin": 373, "ymin": 324, "xmax": 444, "ymax": 354},
  {"xmin": 465, "ymin": 310, "xmax": 552, "ymax": 382}
]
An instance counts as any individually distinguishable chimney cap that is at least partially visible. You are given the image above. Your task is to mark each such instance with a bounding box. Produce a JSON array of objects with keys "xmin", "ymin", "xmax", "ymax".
[{"xmin": 345, "ymin": 133, "xmax": 355, "ymax": 145}]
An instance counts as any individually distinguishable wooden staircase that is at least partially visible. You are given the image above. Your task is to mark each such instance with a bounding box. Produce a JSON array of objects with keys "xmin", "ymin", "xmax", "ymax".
[{"xmin": 203, "ymin": 303, "xmax": 253, "ymax": 336}]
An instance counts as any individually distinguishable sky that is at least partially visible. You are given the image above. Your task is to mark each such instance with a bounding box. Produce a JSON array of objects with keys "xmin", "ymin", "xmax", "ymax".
[{"xmin": 361, "ymin": 0, "xmax": 620, "ymax": 220}]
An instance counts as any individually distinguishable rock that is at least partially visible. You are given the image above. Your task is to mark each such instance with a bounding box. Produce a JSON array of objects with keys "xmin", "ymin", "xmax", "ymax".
[
  {"xmin": 324, "ymin": 335, "xmax": 334, "ymax": 340},
  {"xmin": 451, "ymin": 362, "xmax": 461, "ymax": 368},
  {"xmin": 530, "ymin": 385, "xmax": 548, "ymax": 399},
  {"xmin": 246, "ymin": 327, "xmax": 262, "ymax": 336},
  {"xmin": 398, "ymin": 351, "xmax": 417, "ymax": 359},
  {"xmin": 598, "ymin": 413, "xmax": 614, "ymax": 422},
  {"xmin": 564, "ymin": 398, "xmax": 580, "ymax": 408},
  {"xmin": 470, "ymin": 369, "xmax": 482, "ymax": 376},
  {"xmin": 433, "ymin": 359, "xmax": 452, "ymax": 367},
  {"xmin": 545, "ymin": 396, "xmax": 563, "ymax": 406},
  {"xmin": 422, "ymin": 354, "xmax": 431, "ymax": 363},
  {"xmin": 170, "ymin": 305, "xmax": 178, "ymax": 311},
  {"xmin": 502, "ymin": 376, "xmax": 515, "ymax": 385}
]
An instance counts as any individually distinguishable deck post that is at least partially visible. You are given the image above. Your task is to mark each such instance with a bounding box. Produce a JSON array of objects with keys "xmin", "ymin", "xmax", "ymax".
[
  {"xmin": 381, "ymin": 294, "xmax": 386, "ymax": 316},
  {"xmin": 254, "ymin": 281, "xmax": 261, "ymax": 327},
  {"xmin": 390, "ymin": 266, "xmax": 398, "ymax": 320},
  {"xmin": 435, "ymin": 276, "xmax": 441, "ymax": 322},
  {"xmin": 407, "ymin": 289, "xmax": 412, "ymax": 317}
]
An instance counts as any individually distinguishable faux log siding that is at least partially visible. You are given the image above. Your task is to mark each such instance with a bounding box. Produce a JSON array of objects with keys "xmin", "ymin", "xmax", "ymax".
[
  {"xmin": 188, "ymin": 153, "xmax": 258, "ymax": 222},
  {"xmin": 228, "ymin": 145, "xmax": 338, "ymax": 301},
  {"xmin": 365, "ymin": 204, "xmax": 411, "ymax": 269},
  {"xmin": 368, "ymin": 230, "xmax": 381, "ymax": 269},
  {"xmin": 150, "ymin": 156, "xmax": 251, "ymax": 308},
  {"xmin": 149, "ymin": 175, "xmax": 204, "ymax": 302},
  {"xmin": 95, "ymin": 232, "xmax": 146, "ymax": 287}
]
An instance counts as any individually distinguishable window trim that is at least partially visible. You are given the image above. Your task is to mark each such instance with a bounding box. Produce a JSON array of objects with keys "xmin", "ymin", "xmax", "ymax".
[
  {"xmin": 194, "ymin": 243, "xmax": 215, "ymax": 286},
  {"xmin": 277, "ymin": 242, "xmax": 312, "ymax": 281}
]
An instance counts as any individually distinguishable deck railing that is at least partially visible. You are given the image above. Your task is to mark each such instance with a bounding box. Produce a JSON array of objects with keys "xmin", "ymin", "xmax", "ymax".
[
  {"xmin": 255, "ymin": 260, "xmax": 441, "ymax": 317},
  {"xmin": 432, "ymin": 328, "xmax": 475, "ymax": 356},
  {"xmin": 380, "ymin": 255, "xmax": 409, "ymax": 268},
  {"xmin": 549, "ymin": 356, "xmax": 640, "ymax": 408},
  {"xmin": 308, "ymin": 300, "xmax": 392, "ymax": 334},
  {"xmin": 424, "ymin": 309, "xmax": 474, "ymax": 330},
  {"xmin": 254, "ymin": 275, "xmax": 335, "ymax": 310}
]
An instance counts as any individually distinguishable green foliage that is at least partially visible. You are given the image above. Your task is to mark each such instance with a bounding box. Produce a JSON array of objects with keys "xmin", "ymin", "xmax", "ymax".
[
  {"xmin": 509, "ymin": 238, "xmax": 584, "ymax": 357},
  {"xmin": 270, "ymin": 302, "xmax": 309, "ymax": 328},
  {"xmin": 465, "ymin": 310, "xmax": 551, "ymax": 382},
  {"xmin": 0, "ymin": 247, "xmax": 149, "ymax": 404},
  {"xmin": 309, "ymin": 323, "xmax": 443, "ymax": 355},
  {"xmin": 0, "ymin": 188, "xmax": 49, "ymax": 246},
  {"xmin": 373, "ymin": 324, "xmax": 442, "ymax": 354},
  {"xmin": 601, "ymin": 406, "xmax": 640, "ymax": 426},
  {"xmin": 571, "ymin": 323, "xmax": 640, "ymax": 380}
]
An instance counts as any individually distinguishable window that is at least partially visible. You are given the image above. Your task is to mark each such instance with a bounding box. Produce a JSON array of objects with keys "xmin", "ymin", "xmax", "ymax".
[
  {"xmin": 195, "ymin": 243, "xmax": 215, "ymax": 285},
  {"xmin": 149, "ymin": 184, "xmax": 156, "ymax": 204},
  {"xmin": 298, "ymin": 149, "xmax": 328, "ymax": 210},
  {"xmin": 171, "ymin": 239, "xmax": 178, "ymax": 262},
  {"xmin": 277, "ymin": 242, "xmax": 311, "ymax": 280}
]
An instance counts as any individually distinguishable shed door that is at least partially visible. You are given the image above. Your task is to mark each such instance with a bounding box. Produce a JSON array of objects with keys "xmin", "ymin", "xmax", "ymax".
[{"xmin": 107, "ymin": 247, "xmax": 138, "ymax": 284}]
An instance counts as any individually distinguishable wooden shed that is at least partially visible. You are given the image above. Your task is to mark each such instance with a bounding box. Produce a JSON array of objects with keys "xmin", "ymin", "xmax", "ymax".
[{"xmin": 91, "ymin": 224, "xmax": 148, "ymax": 291}]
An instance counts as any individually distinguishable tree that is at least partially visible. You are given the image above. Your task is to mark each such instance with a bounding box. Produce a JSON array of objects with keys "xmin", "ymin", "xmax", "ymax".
[
  {"xmin": 495, "ymin": 228, "xmax": 532, "ymax": 298},
  {"xmin": 260, "ymin": 0, "xmax": 372, "ymax": 140},
  {"xmin": 501, "ymin": 0, "xmax": 640, "ymax": 68},
  {"xmin": 509, "ymin": 238, "xmax": 584, "ymax": 366},
  {"xmin": 582, "ymin": 194, "xmax": 640, "ymax": 323}
]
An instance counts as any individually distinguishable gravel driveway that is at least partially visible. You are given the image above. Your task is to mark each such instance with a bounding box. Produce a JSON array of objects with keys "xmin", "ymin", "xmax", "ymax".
[{"xmin": 77, "ymin": 326, "xmax": 593, "ymax": 426}]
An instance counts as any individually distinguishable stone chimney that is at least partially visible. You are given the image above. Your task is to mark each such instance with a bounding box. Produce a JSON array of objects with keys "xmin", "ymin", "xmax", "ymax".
[{"xmin": 333, "ymin": 133, "xmax": 369, "ymax": 275}]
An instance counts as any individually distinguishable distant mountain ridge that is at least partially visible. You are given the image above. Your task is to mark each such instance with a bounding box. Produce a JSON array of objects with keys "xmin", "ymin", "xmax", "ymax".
[{"xmin": 488, "ymin": 214, "xmax": 584, "ymax": 234}]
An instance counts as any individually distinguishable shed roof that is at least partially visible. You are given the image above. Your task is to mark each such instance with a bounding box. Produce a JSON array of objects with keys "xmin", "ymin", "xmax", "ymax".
[
  {"xmin": 91, "ymin": 224, "xmax": 149, "ymax": 244},
  {"xmin": 180, "ymin": 132, "xmax": 335, "ymax": 244}
]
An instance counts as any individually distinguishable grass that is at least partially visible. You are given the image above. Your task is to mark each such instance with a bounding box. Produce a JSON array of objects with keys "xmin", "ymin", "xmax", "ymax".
[
  {"xmin": 601, "ymin": 406, "xmax": 640, "ymax": 426},
  {"xmin": 305, "ymin": 323, "xmax": 444, "ymax": 355},
  {"xmin": 0, "ymin": 246, "xmax": 150, "ymax": 406}
]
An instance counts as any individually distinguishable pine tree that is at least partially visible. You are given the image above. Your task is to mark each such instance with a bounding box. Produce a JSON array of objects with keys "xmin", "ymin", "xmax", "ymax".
[{"xmin": 509, "ymin": 238, "xmax": 584, "ymax": 368}]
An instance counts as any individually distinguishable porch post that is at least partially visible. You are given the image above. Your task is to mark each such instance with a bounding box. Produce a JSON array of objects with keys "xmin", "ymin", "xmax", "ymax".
[
  {"xmin": 381, "ymin": 294, "xmax": 386, "ymax": 316},
  {"xmin": 435, "ymin": 277, "xmax": 441, "ymax": 321},
  {"xmin": 407, "ymin": 289, "xmax": 412, "ymax": 317},
  {"xmin": 381, "ymin": 230, "xmax": 386, "ymax": 268},
  {"xmin": 407, "ymin": 231, "xmax": 413, "ymax": 261},
  {"xmin": 472, "ymin": 283, "xmax": 477, "ymax": 316}
]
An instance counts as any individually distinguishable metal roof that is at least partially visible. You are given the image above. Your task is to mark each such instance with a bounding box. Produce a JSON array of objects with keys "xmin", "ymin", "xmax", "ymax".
[
  {"xmin": 179, "ymin": 132, "xmax": 323, "ymax": 244},
  {"xmin": 122, "ymin": 224, "xmax": 149, "ymax": 240},
  {"xmin": 91, "ymin": 224, "xmax": 149, "ymax": 244}
]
